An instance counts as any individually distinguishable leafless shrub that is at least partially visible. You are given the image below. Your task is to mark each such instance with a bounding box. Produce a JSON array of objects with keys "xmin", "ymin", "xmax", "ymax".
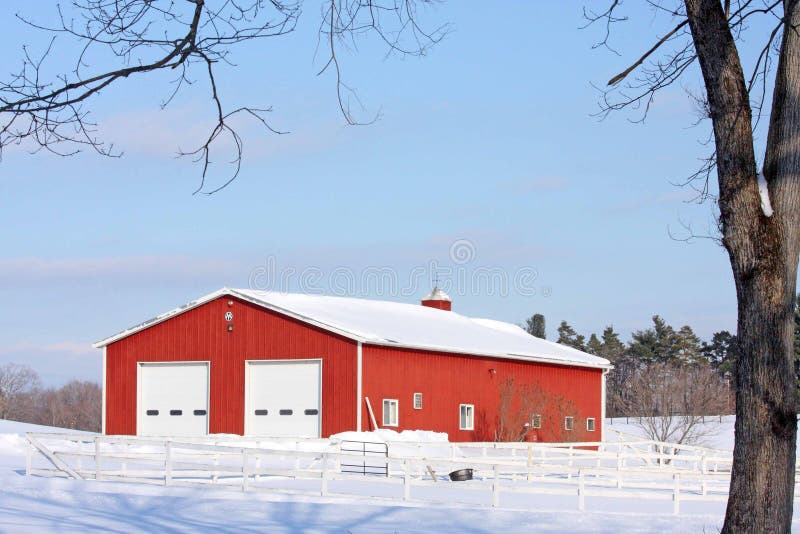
[
  {"xmin": 0, "ymin": 363, "xmax": 41, "ymax": 420},
  {"xmin": 624, "ymin": 362, "xmax": 733, "ymax": 446},
  {"xmin": 494, "ymin": 377, "xmax": 590, "ymax": 443}
]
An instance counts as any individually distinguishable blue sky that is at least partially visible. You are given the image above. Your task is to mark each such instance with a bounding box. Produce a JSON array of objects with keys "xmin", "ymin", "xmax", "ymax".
[{"xmin": 0, "ymin": 2, "xmax": 775, "ymax": 384}]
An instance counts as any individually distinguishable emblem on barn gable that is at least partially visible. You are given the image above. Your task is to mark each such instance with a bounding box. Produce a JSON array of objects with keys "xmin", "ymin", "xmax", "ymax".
[{"xmin": 224, "ymin": 311, "xmax": 233, "ymax": 322}]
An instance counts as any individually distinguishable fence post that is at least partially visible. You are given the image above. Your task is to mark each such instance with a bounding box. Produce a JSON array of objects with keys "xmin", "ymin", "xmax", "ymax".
[
  {"xmin": 165, "ymin": 441, "xmax": 172, "ymax": 486},
  {"xmin": 26, "ymin": 442, "xmax": 32, "ymax": 476},
  {"xmin": 121, "ymin": 441, "xmax": 128, "ymax": 478},
  {"xmin": 527, "ymin": 445, "xmax": 533, "ymax": 481},
  {"xmin": 492, "ymin": 464, "xmax": 500, "ymax": 508},
  {"xmin": 403, "ymin": 459, "xmax": 411, "ymax": 501},
  {"xmin": 242, "ymin": 449, "xmax": 249, "ymax": 492},
  {"xmin": 95, "ymin": 438, "xmax": 102, "ymax": 482},
  {"xmin": 578, "ymin": 469, "xmax": 585, "ymax": 511},
  {"xmin": 212, "ymin": 451, "xmax": 219, "ymax": 484},
  {"xmin": 321, "ymin": 453, "xmax": 329, "ymax": 497},
  {"xmin": 673, "ymin": 473, "xmax": 680, "ymax": 515}
]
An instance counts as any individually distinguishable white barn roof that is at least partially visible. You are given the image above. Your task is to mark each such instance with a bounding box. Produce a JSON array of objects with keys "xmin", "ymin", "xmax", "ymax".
[{"xmin": 94, "ymin": 288, "xmax": 611, "ymax": 370}]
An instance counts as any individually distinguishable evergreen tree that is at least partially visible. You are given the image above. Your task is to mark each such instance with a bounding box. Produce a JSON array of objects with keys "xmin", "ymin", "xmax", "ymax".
[
  {"xmin": 628, "ymin": 315, "xmax": 676, "ymax": 364},
  {"xmin": 628, "ymin": 328, "xmax": 659, "ymax": 364},
  {"xmin": 556, "ymin": 321, "xmax": 586, "ymax": 351},
  {"xmin": 525, "ymin": 313, "xmax": 546, "ymax": 339},
  {"xmin": 586, "ymin": 333, "xmax": 602, "ymax": 355},
  {"xmin": 652, "ymin": 315, "xmax": 677, "ymax": 362},
  {"xmin": 701, "ymin": 330, "xmax": 738, "ymax": 379},
  {"xmin": 599, "ymin": 326, "xmax": 626, "ymax": 362},
  {"xmin": 673, "ymin": 325, "xmax": 704, "ymax": 364}
]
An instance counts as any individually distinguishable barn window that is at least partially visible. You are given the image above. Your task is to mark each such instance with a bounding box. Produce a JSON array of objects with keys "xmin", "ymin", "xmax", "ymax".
[
  {"xmin": 564, "ymin": 416, "xmax": 574, "ymax": 431},
  {"xmin": 383, "ymin": 399, "xmax": 398, "ymax": 427},
  {"xmin": 413, "ymin": 393, "xmax": 423, "ymax": 410},
  {"xmin": 531, "ymin": 414, "xmax": 542, "ymax": 429},
  {"xmin": 459, "ymin": 404, "xmax": 474, "ymax": 431},
  {"xmin": 587, "ymin": 418, "xmax": 596, "ymax": 432}
]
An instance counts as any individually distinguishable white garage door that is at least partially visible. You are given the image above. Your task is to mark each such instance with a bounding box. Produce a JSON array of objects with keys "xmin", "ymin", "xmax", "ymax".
[
  {"xmin": 139, "ymin": 362, "xmax": 209, "ymax": 437},
  {"xmin": 246, "ymin": 360, "xmax": 321, "ymax": 438}
]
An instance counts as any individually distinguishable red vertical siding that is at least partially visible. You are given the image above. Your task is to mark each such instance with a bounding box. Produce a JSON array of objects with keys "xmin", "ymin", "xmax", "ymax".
[
  {"xmin": 361, "ymin": 345, "xmax": 603, "ymax": 442},
  {"xmin": 105, "ymin": 296, "xmax": 357, "ymax": 437}
]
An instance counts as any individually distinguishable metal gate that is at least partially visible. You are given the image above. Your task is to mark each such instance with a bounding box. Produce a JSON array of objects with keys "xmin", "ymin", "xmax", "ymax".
[{"xmin": 339, "ymin": 440, "xmax": 388, "ymax": 476}]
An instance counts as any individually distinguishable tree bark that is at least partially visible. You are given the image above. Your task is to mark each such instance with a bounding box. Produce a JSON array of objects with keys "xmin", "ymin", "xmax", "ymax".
[{"xmin": 684, "ymin": 1, "xmax": 800, "ymax": 532}]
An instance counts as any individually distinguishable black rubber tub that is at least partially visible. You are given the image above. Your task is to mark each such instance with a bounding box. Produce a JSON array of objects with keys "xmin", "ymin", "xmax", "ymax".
[{"xmin": 448, "ymin": 468, "xmax": 473, "ymax": 481}]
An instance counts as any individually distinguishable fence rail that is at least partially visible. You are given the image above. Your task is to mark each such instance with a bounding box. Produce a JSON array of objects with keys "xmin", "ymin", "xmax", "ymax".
[{"xmin": 26, "ymin": 431, "xmax": 799, "ymax": 514}]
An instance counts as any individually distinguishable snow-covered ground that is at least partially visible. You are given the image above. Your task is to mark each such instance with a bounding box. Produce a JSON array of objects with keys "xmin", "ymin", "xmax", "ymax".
[{"xmin": 0, "ymin": 419, "xmax": 795, "ymax": 533}]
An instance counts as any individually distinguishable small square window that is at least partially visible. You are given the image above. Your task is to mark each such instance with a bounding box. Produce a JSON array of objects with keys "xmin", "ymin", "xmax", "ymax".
[
  {"xmin": 383, "ymin": 399, "xmax": 398, "ymax": 427},
  {"xmin": 413, "ymin": 392, "xmax": 423, "ymax": 410},
  {"xmin": 531, "ymin": 414, "xmax": 542, "ymax": 429},
  {"xmin": 564, "ymin": 416, "xmax": 574, "ymax": 431},
  {"xmin": 587, "ymin": 418, "xmax": 596, "ymax": 432},
  {"xmin": 459, "ymin": 404, "xmax": 474, "ymax": 431}
]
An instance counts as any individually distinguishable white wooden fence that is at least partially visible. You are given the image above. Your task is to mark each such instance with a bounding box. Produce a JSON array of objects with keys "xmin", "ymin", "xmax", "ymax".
[{"xmin": 25, "ymin": 431, "xmax": 778, "ymax": 514}]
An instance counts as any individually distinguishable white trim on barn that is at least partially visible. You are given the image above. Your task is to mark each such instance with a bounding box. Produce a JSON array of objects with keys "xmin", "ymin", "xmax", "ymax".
[
  {"xmin": 101, "ymin": 347, "xmax": 107, "ymax": 435},
  {"xmin": 601, "ymin": 368, "xmax": 608, "ymax": 441},
  {"xmin": 356, "ymin": 342, "xmax": 363, "ymax": 432}
]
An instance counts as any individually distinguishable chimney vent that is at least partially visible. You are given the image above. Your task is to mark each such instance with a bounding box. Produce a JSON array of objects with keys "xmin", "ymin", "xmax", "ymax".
[{"xmin": 421, "ymin": 286, "xmax": 451, "ymax": 311}]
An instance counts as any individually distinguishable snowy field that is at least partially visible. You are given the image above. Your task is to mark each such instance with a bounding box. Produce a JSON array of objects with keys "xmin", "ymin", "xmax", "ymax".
[{"xmin": 1, "ymin": 418, "xmax": 797, "ymax": 533}]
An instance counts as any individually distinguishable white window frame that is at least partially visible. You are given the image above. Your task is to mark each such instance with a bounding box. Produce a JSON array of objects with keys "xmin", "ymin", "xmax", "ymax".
[
  {"xmin": 459, "ymin": 404, "xmax": 474, "ymax": 431},
  {"xmin": 531, "ymin": 413, "xmax": 542, "ymax": 429},
  {"xmin": 382, "ymin": 399, "xmax": 399, "ymax": 427},
  {"xmin": 413, "ymin": 392, "xmax": 423, "ymax": 410},
  {"xmin": 564, "ymin": 416, "xmax": 574, "ymax": 431},
  {"xmin": 586, "ymin": 418, "xmax": 596, "ymax": 432}
]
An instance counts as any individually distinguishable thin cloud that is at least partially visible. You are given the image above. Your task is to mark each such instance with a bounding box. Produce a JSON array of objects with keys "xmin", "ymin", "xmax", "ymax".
[
  {"xmin": 605, "ymin": 189, "xmax": 698, "ymax": 214},
  {"xmin": 98, "ymin": 104, "xmax": 343, "ymax": 161},
  {"xmin": 0, "ymin": 341, "xmax": 94, "ymax": 357},
  {"xmin": 0, "ymin": 255, "xmax": 238, "ymax": 288},
  {"xmin": 500, "ymin": 177, "xmax": 568, "ymax": 193}
]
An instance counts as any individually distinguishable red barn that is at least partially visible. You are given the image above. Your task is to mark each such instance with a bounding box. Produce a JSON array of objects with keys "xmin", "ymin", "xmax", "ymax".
[{"xmin": 94, "ymin": 288, "xmax": 610, "ymax": 442}]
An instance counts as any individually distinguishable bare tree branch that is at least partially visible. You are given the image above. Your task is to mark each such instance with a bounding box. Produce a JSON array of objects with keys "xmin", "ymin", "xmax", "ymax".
[{"xmin": 0, "ymin": 0, "xmax": 445, "ymax": 192}]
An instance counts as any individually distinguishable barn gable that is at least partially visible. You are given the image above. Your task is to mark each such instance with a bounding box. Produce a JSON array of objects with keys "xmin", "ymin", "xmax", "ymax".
[{"xmin": 102, "ymin": 295, "xmax": 358, "ymax": 436}]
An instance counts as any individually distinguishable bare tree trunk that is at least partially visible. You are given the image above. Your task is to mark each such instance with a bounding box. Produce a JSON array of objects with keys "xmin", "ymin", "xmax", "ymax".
[{"xmin": 685, "ymin": 1, "xmax": 800, "ymax": 531}]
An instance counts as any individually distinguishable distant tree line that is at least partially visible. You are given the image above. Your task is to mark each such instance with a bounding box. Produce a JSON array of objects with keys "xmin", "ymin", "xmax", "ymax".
[
  {"xmin": 524, "ymin": 295, "xmax": 800, "ymax": 426},
  {"xmin": 0, "ymin": 363, "xmax": 100, "ymax": 432},
  {"xmin": 522, "ymin": 305, "xmax": 770, "ymax": 420},
  {"xmin": 522, "ymin": 308, "xmax": 766, "ymax": 446}
]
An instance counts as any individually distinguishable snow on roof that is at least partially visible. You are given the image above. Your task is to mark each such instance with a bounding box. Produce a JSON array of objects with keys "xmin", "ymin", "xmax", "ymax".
[{"xmin": 94, "ymin": 288, "xmax": 610, "ymax": 369}]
